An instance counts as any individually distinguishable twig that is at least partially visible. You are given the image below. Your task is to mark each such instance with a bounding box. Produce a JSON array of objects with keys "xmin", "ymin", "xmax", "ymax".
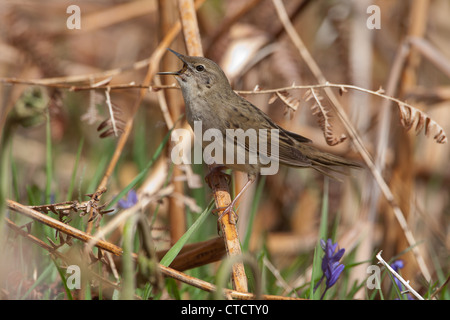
[
  {"xmin": 263, "ymin": 256, "xmax": 295, "ymax": 296},
  {"xmin": 238, "ymin": 82, "xmax": 446, "ymax": 144},
  {"xmin": 153, "ymin": 76, "xmax": 175, "ymax": 129},
  {"xmin": 7, "ymin": 199, "xmax": 123, "ymax": 256},
  {"xmin": 272, "ymin": 0, "xmax": 432, "ymax": 282},
  {"xmin": 429, "ymin": 274, "xmax": 450, "ymax": 300},
  {"xmin": 6, "ymin": 199, "xmax": 302, "ymax": 300},
  {"xmin": 104, "ymin": 87, "xmax": 119, "ymax": 137},
  {"xmin": 376, "ymin": 251, "xmax": 424, "ymax": 300},
  {"xmin": 408, "ymin": 36, "xmax": 450, "ymax": 79},
  {"xmin": 86, "ymin": 186, "xmax": 174, "ymax": 254},
  {"xmin": 0, "ymin": 77, "xmax": 179, "ymax": 91}
]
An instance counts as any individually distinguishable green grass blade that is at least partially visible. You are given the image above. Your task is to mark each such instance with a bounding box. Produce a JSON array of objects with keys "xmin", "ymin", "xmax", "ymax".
[
  {"xmin": 309, "ymin": 177, "xmax": 329, "ymax": 299},
  {"xmin": 121, "ymin": 215, "xmax": 137, "ymax": 299},
  {"xmin": 243, "ymin": 176, "xmax": 266, "ymax": 252},
  {"xmin": 66, "ymin": 136, "xmax": 84, "ymax": 201},
  {"xmin": 45, "ymin": 108, "xmax": 53, "ymax": 203},
  {"xmin": 21, "ymin": 262, "xmax": 55, "ymax": 299},
  {"xmin": 160, "ymin": 200, "xmax": 214, "ymax": 267},
  {"xmin": 53, "ymin": 259, "xmax": 73, "ymax": 300},
  {"xmin": 107, "ymin": 126, "xmax": 174, "ymax": 209}
]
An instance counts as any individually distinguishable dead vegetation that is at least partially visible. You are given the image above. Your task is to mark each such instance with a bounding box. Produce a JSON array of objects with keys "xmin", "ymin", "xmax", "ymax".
[{"xmin": 0, "ymin": 0, "xmax": 449, "ymax": 300}]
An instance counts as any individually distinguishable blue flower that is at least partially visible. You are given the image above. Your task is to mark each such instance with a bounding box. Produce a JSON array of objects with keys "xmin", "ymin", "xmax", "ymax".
[
  {"xmin": 390, "ymin": 260, "xmax": 404, "ymax": 290},
  {"xmin": 390, "ymin": 259, "xmax": 413, "ymax": 299},
  {"xmin": 391, "ymin": 260, "xmax": 404, "ymax": 271},
  {"xmin": 118, "ymin": 190, "xmax": 138, "ymax": 209},
  {"xmin": 314, "ymin": 239, "xmax": 345, "ymax": 299}
]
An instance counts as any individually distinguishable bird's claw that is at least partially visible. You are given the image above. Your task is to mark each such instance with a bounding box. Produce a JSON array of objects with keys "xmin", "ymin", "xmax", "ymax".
[{"xmin": 213, "ymin": 205, "xmax": 238, "ymax": 224}]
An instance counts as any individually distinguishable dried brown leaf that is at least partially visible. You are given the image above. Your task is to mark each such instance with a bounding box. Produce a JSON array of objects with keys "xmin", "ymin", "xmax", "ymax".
[
  {"xmin": 309, "ymin": 89, "xmax": 347, "ymax": 146},
  {"xmin": 268, "ymin": 93, "xmax": 278, "ymax": 104},
  {"xmin": 275, "ymin": 90, "xmax": 300, "ymax": 111},
  {"xmin": 397, "ymin": 102, "xmax": 447, "ymax": 144},
  {"xmin": 96, "ymin": 101, "xmax": 125, "ymax": 138}
]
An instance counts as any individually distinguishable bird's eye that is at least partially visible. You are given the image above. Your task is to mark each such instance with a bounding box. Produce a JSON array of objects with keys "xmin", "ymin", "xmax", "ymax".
[{"xmin": 196, "ymin": 65, "xmax": 205, "ymax": 72}]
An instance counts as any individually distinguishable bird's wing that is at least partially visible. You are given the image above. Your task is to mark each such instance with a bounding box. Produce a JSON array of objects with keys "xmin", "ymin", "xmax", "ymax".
[{"xmin": 224, "ymin": 99, "xmax": 313, "ymax": 168}]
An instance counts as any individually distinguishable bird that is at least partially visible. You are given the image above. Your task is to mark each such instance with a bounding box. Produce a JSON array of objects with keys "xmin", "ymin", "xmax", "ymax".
[{"xmin": 158, "ymin": 49, "xmax": 361, "ymax": 221}]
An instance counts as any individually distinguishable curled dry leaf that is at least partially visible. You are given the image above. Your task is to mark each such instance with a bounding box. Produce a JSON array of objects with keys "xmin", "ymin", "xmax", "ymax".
[
  {"xmin": 309, "ymin": 89, "xmax": 347, "ymax": 146},
  {"xmin": 275, "ymin": 90, "xmax": 300, "ymax": 112},
  {"xmin": 268, "ymin": 93, "xmax": 278, "ymax": 104},
  {"xmin": 397, "ymin": 102, "xmax": 447, "ymax": 144},
  {"xmin": 97, "ymin": 101, "xmax": 125, "ymax": 138}
]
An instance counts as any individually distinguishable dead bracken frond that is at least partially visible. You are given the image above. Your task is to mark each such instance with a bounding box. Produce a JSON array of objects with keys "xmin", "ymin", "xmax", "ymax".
[
  {"xmin": 96, "ymin": 98, "xmax": 126, "ymax": 138},
  {"xmin": 306, "ymin": 89, "xmax": 347, "ymax": 146},
  {"xmin": 268, "ymin": 90, "xmax": 300, "ymax": 119},
  {"xmin": 239, "ymin": 83, "xmax": 448, "ymax": 145},
  {"xmin": 397, "ymin": 101, "xmax": 447, "ymax": 144},
  {"xmin": 29, "ymin": 198, "xmax": 114, "ymax": 222},
  {"xmin": 275, "ymin": 90, "xmax": 300, "ymax": 111}
]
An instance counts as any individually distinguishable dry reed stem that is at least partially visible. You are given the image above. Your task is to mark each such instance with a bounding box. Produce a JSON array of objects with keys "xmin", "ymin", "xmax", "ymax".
[
  {"xmin": 5, "ymin": 217, "xmax": 141, "ymax": 299},
  {"xmin": 205, "ymin": 0, "xmax": 264, "ymax": 55},
  {"xmin": 156, "ymin": 237, "xmax": 226, "ymax": 271},
  {"xmin": 77, "ymin": 0, "xmax": 157, "ymax": 33},
  {"xmin": 408, "ymin": 37, "xmax": 450, "ymax": 79},
  {"xmin": 272, "ymin": 0, "xmax": 432, "ymax": 282},
  {"xmin": 7, "ymin": 199, "xmax": 123, "ymax": 256},
  {"xmin": 394, "ymin": 0, "xmax": 430, "ymax": 284},
  {"xmin": 6, "ymin": 199, "xmax": 301, "ymax": 300},
  {"xmin": 0, "ymin": 77, "xmax": 177, "ymax": 91},
  {"xmin": 176, "ymin": 0, "xmax": 248, "ymax": 293},
  {"xmin": 5, "ymin": 217, "xmax": 66, "ymax": 258}
]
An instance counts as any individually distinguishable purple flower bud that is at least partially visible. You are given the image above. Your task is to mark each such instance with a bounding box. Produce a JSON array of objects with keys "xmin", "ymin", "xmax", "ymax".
[
  {"xmin": 118, "ymin": 190, "xmax": 138, "ymax": 209},
  {"xmin": 315, "ymin": 238, "xmax": 345, "ymax": 299},
  {"xmin": 390, "ymin": 259, "xmax": 405, "ymax": 293}
]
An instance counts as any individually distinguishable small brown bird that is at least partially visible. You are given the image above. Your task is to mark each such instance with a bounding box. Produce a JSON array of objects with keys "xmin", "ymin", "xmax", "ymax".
[{"xmin": 159, "ymin": 49, "xmax": 360, "ymax": 219}]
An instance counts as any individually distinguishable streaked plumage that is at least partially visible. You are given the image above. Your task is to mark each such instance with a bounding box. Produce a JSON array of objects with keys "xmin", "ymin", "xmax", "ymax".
[{"xmin": 159, "ymin": 49, "xmax": 360, "ymax": 219}]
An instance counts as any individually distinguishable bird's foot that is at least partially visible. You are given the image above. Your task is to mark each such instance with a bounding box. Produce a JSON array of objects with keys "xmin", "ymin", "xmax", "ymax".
[{"xmin": 213, "ymin": 204, "xmax": 238, "ymax": 225}]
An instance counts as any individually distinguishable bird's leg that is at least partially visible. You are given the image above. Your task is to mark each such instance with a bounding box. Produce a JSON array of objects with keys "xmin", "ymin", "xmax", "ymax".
[{"xmin": 215, "ymin": 174, "xmax": 256, "ymax": 223}]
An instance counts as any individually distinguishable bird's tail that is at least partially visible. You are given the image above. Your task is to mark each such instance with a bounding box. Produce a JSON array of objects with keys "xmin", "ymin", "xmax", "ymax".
[{"xmin": 306, "ymin": 145, "xmax": 362, "ymax": 179}]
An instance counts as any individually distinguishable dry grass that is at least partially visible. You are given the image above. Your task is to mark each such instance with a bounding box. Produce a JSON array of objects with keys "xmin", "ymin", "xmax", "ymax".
[{"xmin": 0, "ymin": 0, "xmax": 449, "ymax": 300}]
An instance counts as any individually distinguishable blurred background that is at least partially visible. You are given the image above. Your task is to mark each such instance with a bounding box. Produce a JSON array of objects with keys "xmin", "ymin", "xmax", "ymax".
[{"xmin": 0, "ymin": 0, "xmax": 448, "ymax": 300}]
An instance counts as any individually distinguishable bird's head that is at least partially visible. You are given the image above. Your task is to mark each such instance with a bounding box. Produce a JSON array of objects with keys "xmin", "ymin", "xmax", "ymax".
[{"xmin": 158, "ymin": 49, "xmax": 231, "ymax": 95}]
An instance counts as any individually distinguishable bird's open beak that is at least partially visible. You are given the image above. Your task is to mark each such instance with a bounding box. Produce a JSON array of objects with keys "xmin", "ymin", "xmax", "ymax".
[{"xmin": 157, "ymin": 48, "xmax": 188, "ymax": 76}]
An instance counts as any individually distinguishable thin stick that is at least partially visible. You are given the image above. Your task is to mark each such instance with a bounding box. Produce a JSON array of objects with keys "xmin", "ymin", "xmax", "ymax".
[
  {"xmin": 2, "ymin": 74, "xmax": 446, "ymax": 144},
  {"xmin": 272, "ymin": 0, "xmax": 432, "ymax": 282},
  {"xmin": 376, "ymin": 251, "xmax": 424, "ymax": 300},
  {"xmin": 7, "ymin": 199, "xmax": 123, "ymax": 256},
  {"xmin": 104, "ymin": 87, "xmax": 119, "ymax": 137},
  {"xmin": 6, "ymin": 199, "xmax": 302, "ymax": 300}
]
